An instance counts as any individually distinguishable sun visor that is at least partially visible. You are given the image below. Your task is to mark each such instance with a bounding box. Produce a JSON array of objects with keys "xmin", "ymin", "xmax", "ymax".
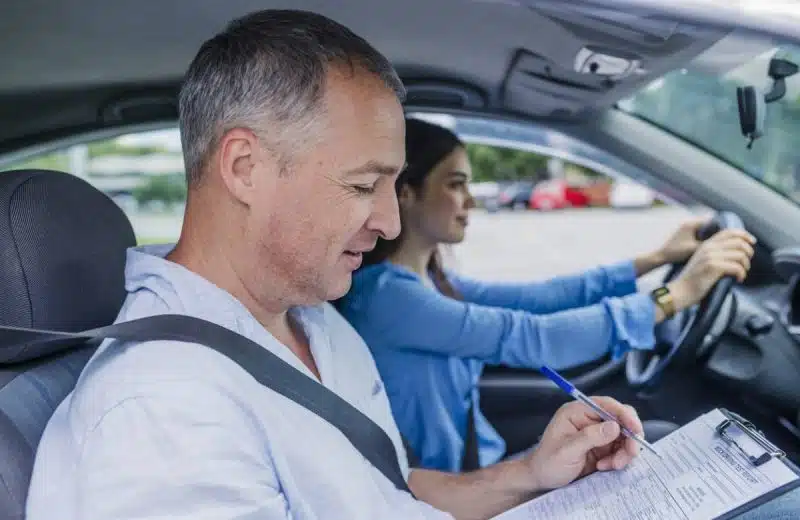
[
  {"xmin": 696, "ymin": 34, "xmax": 780, "ymax": 85},
  {"xmin": 502, "ymin": 50, "xmax": 619, "ymax": 118},
  {"xmin": 532, "ymin": 3, "xmax": 682, "ymax": 43},
  {"xmin": 502, "ymin": 3, "xmax": 728, "ymax": 117}
]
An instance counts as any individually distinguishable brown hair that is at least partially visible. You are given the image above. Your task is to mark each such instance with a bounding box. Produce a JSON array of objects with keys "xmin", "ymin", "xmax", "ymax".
[{"xmin": 360, "ymin": 117, "xmax": 463, "ymax": 299}]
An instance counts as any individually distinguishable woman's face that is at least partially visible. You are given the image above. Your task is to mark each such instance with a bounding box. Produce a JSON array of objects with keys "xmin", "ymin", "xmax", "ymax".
[{"xmin": 401, "ymin": 146, "xmax": 476, "ymax": 245}]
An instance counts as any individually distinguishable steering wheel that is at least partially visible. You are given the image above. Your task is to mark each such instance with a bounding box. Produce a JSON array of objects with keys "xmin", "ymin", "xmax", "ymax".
[{"xmin": 626, "ymin": 211, "xmax": 744, "ymax": 389}]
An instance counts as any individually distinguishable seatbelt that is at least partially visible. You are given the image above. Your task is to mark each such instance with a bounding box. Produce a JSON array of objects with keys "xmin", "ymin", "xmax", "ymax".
[
  {"xmin": 462, "ymin": 402, "xmax": 481, "ymax": 471},
  {"xmin": 0, "ymin": 314, "xmax": 411, "ymax": 494}
]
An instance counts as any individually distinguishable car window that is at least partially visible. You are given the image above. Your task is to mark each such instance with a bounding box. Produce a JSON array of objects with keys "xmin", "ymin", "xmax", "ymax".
[
  {"xmin": 2, "ymin": 119, "xmax": 703, "ymax": 288},
  {"xmin": 1, "ymin": 128, "xmax": 186, "ymax": 245},
  {"xmin": 619, "ymin": 42, "xmax": 800, "ymax": 206},
  {"xmin": 415, "ymin": 115, "xmax": 707, "ymax": 288},
  {"xmin": 453, "ymin": 147, "xmax": 695, "ymax": 288}
]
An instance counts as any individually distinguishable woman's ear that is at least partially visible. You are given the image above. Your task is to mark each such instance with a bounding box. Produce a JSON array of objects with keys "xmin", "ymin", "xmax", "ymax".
[{"xmin": 398, "ymin": 184, "xmax": 416, "ymax": 209}]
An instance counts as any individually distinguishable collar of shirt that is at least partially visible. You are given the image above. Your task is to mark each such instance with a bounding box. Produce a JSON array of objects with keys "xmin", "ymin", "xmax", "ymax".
[{"xmin": 122, "ymin": 244, "xmax": 337, "ymax": 387}]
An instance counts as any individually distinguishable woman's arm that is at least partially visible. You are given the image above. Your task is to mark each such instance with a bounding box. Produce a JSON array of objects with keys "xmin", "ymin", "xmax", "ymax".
[
  {"xmin": 633, "ymin": 249, "xmax": 669, "ymax": 277},
  {"xmin": 448, "ymin": 261, "xmax": 640, "ymax": 315},
  {"xmin": 366, "ymin": 274, "xmax": 658, "ymax": 369},
  {"xmin": 448, "ymin": 218, "xmax": 708, "ymax": 315}
]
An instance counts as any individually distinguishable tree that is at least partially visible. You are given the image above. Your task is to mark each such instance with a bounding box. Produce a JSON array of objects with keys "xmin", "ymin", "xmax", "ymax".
[
  {"xmin": 466, "ymin": 144, "xmax": 549, "ymax": 182},
  {"xmin": 87, "ymin": 140, "xmax": 169, "ymax": 158},
  {"xmin": 3, "ymin": 152, "xmax": 69, "ymax": 172},
  {"xmin": 132, "ymin": 175, "xmax": 186, "ymax": 209}
]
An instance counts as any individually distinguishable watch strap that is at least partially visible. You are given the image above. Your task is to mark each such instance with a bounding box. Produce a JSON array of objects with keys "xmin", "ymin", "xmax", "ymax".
[{"xmin": 651, "ymin": 285, "xmax": 676, "ymax": 319}]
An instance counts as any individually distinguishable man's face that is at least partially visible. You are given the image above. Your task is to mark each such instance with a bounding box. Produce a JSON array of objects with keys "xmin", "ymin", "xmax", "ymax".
[{"xmin": 247, "ymin": 68, "xmax": 405, "ymax": 303}]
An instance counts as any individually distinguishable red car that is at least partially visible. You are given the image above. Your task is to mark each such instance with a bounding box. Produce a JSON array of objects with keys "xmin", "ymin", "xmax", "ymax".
[{"xmin": 528, "ymin": 179, "xmax": 590, "ymax": 210}]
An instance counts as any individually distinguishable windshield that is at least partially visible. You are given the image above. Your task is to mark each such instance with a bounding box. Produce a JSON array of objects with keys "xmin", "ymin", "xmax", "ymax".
[{"xmin": 618, "ymin": 38, "xmax": 800, "ymax": 205}]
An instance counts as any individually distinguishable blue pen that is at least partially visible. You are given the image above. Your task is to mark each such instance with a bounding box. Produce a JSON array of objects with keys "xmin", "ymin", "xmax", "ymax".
[{"xmin": 540, "ymin": 365, "xmax": 662, "ymax": 459}]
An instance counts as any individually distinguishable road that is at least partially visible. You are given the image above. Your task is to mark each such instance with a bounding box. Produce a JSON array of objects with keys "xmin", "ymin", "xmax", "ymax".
[{"xmin": 448, "ymin": 206, "xmax": 703, "ymax": 287}]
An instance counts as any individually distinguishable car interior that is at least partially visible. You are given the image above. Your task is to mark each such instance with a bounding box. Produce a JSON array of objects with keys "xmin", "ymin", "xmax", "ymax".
[{"xmin": 2, "ymin": 1, "xmax": 800, "ymax": 518}]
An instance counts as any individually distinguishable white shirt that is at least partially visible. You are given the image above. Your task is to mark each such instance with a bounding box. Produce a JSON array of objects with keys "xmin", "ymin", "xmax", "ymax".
[{"xmin": 26, "ymin": 244, "xmax": 451, "ymax": 520}]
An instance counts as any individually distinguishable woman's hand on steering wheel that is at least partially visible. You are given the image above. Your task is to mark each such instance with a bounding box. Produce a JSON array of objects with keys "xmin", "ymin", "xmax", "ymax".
[
  {"xmin": 656, "ymin": 218, "xmax": 708, "ymax": 265},
  {"xmin": 627, "ymin": 212, "xmax": 754, "ymax": 388},
  {"xmin": 665, "ymin": 228, "xmax": 757, "ymax": 317}
]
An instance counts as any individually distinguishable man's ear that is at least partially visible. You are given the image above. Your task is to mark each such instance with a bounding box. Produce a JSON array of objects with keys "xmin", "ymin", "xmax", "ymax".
[{"xmin": 215, "ymin": 127, "xmax": 268, "ymax": 206}]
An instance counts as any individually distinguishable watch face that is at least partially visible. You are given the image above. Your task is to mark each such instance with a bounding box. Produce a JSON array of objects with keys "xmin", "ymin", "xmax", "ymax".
[{"xmin": 652, "ymin": 286, "xmax": 675, "ymax": 318}]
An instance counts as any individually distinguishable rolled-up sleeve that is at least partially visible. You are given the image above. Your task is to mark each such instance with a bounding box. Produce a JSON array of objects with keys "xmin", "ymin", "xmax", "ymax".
[
  {"xmin": 366, "ymin": 273, "xmax": 655, "ymax": 369},
  {"xmin": 449, "ymin": 261, "xmax": 639, "ymax": 315},
  {"xmin": 603, "ymin": 291, "xmax": 656, "ymax": 359}
]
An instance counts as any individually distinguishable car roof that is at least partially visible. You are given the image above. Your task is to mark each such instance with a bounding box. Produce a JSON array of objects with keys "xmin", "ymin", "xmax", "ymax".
[{"xmin": 0, "ymin": 0, "xmax": 782, "ymax": 155}]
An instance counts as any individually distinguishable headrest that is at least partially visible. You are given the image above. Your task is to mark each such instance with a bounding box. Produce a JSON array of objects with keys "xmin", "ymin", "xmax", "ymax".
[{"xmin": 0, "ymin": 169, "xmax": 136, "ymax": 363}]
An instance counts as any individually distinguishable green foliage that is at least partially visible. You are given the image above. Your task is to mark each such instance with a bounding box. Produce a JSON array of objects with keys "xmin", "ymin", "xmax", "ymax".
[
  {"xmin": 87, "ymin": 140, "xmax": 168, "ymax": 158},
  {"xmin": 466, "ymin": 143, "xmax": 550, "ymax": 182},
  {"xmin": 3, "ymin": 130, "xmax": 608, "ymax": 195},
  {"xmin": 2, "ymin": 137, "xmax": 170, "ymax": 174},
  {"xmin": 2, "ymin": 152, "xmax": 69, "ymax": 172},
  {"xmin": 136, "ymin": 236, "xmax": 167, "ymax": 245},
  {"xmin": 132, "ymin": 175, "xmax": 186, "ymax": 208},
  {"xmin": 624, "ymin": 51, "xmax": 800, "ymax": 201}
]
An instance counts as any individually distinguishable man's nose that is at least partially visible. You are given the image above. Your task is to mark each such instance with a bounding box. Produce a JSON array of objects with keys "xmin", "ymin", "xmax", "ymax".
[{"xmin": 368, "ymin": 188, "xmax": 401, "ymax": 240}]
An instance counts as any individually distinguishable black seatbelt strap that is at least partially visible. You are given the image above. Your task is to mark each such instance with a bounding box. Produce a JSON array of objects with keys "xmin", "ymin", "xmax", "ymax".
[
  {"xmin": 462, "ymin": 402, "xmax": 481, "ymax": 471},
  {"xmin": 0, "ymin": 314, "xmax": 412, "ymax": 494},
  {"xmin": 402, "ymin": 436, "xmax": 421, "ymax": 469}
]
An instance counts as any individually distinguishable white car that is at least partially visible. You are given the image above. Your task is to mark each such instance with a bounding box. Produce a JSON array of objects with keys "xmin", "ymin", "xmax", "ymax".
[{"xmin": 609, "ymin": 180, "xmax": 656, "ymax": 208}]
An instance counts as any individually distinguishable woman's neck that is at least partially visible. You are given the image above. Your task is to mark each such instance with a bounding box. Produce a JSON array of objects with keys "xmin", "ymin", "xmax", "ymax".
[{"xmin": 387, "ymin": 232, "xmax": 437, "ymax": 281}]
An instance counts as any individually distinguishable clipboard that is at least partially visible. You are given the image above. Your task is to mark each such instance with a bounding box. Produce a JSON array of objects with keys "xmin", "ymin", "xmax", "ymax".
[
  {"xmin": 490, "ymin": 407, "xmax": 799, "ymax": 520},
  {"xmin": 713, "ymin": 408, "xmax": 800, "ymax": 520}
]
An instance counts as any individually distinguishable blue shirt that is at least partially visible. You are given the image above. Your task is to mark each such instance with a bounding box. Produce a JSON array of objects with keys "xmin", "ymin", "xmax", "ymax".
[
  {"xmin": 337, "ymin": 260, "xmax": 656, "ymax": 472},
  {"xmin": 27, "ymin": 245, "xmax": 451, "ymax": 520}
]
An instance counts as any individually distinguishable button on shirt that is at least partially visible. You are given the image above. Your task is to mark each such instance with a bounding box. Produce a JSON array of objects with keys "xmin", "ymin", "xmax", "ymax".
[
  {"xmin": 338, "ymin": 261, "xmax": 656, "ymax": 472},
  {"xmin": 26, "ymin": 245, "xmax": 451, "ymax": 520}
]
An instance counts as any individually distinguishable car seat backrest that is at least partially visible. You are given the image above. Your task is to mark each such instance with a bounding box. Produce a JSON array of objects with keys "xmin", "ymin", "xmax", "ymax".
[{"xmin": 0, "ymin": 169, "xmax": 136, "ymax": 519}]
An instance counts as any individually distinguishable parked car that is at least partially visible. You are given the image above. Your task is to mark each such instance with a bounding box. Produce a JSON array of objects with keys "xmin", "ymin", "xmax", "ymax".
[
  {"xmin": 494, "ymin": 180, "xmax": 536, "ymax": 210},
  {"xmin": 468, "ymin": 181, "xmax": 500, "ymax": 209},
  {"xmin": 609, "ymin": 179, "xmax": 657, "ymax": 208},
  {"xmin": 529, "ymin": 179, "xmax": 590, "ymax": 210}
]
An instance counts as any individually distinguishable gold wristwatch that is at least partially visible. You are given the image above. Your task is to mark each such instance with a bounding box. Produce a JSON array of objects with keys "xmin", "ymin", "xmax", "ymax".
[{"xmin": 651, "ymin": 285, "xmax": 676, "ymax": 319}]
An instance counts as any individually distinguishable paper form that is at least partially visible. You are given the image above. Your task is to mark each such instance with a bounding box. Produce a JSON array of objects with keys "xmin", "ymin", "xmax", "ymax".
[{"xmin": 493, "ymin": 409, "xmax": 798, "ymax": 520}]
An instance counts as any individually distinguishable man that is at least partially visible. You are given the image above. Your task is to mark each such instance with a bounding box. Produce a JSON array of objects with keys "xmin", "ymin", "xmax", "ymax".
[{"xmin": 25, "ymin": 9, "xmax": 795, "ymax": 520}]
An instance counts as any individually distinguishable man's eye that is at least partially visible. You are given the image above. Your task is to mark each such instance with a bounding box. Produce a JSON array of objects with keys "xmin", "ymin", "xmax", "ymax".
[{"xmin": 352, "ymin": 185, "xmax": 376, "ymax": 195}]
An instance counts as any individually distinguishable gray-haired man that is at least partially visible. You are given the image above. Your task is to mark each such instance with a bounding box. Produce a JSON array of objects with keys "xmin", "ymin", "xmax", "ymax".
[{"xmin": 25, "ymin": 9, "xmax": 799, "ymax": 520}]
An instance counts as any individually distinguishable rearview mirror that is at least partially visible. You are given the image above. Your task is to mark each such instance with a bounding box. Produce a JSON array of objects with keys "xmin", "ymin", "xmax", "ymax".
[
  {"xmin": 736, "ymin": 57, "xmax": 799, "ymax": 148},
  {"xmin": 736, "ymin": 86, "xmax": 765, "ymax": 148}
]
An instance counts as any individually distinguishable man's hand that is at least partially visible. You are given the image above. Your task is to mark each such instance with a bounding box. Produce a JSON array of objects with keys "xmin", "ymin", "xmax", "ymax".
[
  {"xmin": 410, "ymin": 398, "xmax": 644, "ymax": 520},
  {"xmin": 524, "ymin": 397, "xmax": 644, "ymax": 491},
  {"xmin": 668, "ymin": 228, "xmax": 756, "ymax": 310}
]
